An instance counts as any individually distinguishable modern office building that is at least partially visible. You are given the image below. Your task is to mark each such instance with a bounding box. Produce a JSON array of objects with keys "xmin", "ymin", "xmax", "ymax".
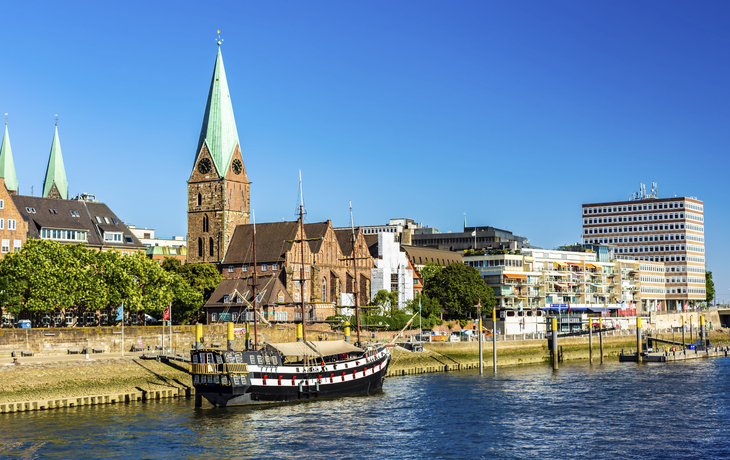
[{"xmin": 581, "ymin": 183, "xmax": 706, "ymax": 311}]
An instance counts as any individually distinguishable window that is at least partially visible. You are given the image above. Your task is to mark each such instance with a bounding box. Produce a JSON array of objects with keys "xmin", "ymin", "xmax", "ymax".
[
  {"xmin": 198, "ymin": 238, "xmax": 203, "ymax": 257},
  {"xmin": 211, "ymin": 313, "xmax": 217, "ymax": 322},
  {"xmin": 0, "ymin": 218, "xmax": 4, "ymax": 229},
  {"xmin": 223, "ymin": 295, "xmax": 230, "ymax": 303},
  {"xmin": 104, "ymin": 217, "xmax": 110, "ymax": 224},
  {"xmin": 112, "ymin": 218, "xmax": 118, "ymax": 225},
  {"xmin": 125, "ymin": 236, "xmax": 134, "ymax": 244},
  {"xmin": 13, "ymin": 240, "xmax": 21, "ymax": 252},
  {"xmin": 209, "ymin": 237, "xmax": 214, "ymax": 256},
  {"xmin": 228, "ymin": 265, "xmax": 234, "ymax": 273},
  {"xmin": 96, "ymin": 216, "xmax": 102, "ymax": 223},
  {"xmin": 261, "ymin": 264, "xmax": 267, "ymax": 272},
  {"xmin": 197, "ymin": 193, "xmax": 202, "ymax": 206},
  {"xmin": 242, "ymin": 265, "xmax": 248, "ymax": 272},
  {"xmin": 278, "ymin": 292, "xmax": 285, "ymax": 303},
  {"xmin": 0, "ymin": 200, "xmax": 3, "ymax": 209},
  {"xmin": 272, "ymin": 263, "xmax": 278, "ymax": 271},
  {"xmin": 322, "ymin": 277, "xmax": 327, "ymax": 303},
  {"xmin": 1, "ymin": 239, "xmax": 8, "ymax": 253},
  {"xmin": 202, "ymin": 214, "xmax": 209, "ymax": 233}
]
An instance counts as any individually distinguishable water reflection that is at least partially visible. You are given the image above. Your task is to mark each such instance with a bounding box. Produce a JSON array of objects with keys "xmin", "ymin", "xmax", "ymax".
[{"xmin": 2, "ymin": 360, "xmax": 730, "ymax": 459}]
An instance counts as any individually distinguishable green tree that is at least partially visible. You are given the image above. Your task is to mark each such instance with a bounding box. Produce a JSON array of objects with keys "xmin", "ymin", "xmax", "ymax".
[
  {"xmin": 419, "ymin": 261, "xmax": 442, "ymax": 286},
  {"xmin": 424, "ymin": 262, "xmax": 494, "ymax": 318},
  {"xmin": 705, "ymin": 270, "xmax": 715, "ymax": 305},
  {"xmin": 161, "ymin": 260, "xmax": 222, "ymax": 323},
  {"xmin": 373, "ymin": 289, "xmax": 399, "ymax": 316},
  {"xmin": 405, "ymin": 293, "xmax": 441, "ymax": 318}
]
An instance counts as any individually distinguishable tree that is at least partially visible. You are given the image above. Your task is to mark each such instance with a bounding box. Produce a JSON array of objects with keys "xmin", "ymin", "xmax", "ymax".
[
  {"xmin": 373, "ymin": 289, "xmax": 399, "ymax": 316},
  {"xmin": 405, "ymin": 293, "xmax": 441, "ymax": 319},
  {"xmin": 161, "ymin": 260, "xmax": 222, "ymax": 323},
  {"xmin": 424, "ymin": 262, "xmax": 495, "ymax": 318},
  {"xmin": 705, "ymin": 270, "xmax": 715, "ymax": 305},
  {"xmin": 419, "ymin": 261, "xmax": 442, "ymax": 286}
]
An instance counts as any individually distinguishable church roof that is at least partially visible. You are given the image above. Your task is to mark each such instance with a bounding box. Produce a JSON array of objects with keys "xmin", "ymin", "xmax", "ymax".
[
  {"xmin": 223, "ymin": 221, "xmax": 300, "ymax": 264},
  {"xmin": 0, "ymin": 124, "xmax": 18, "ymax": 192},
  {"xmin": 42, "ymin": 126, "xmax": 68, "ymax": 199},
  {"xmin": 195, "ymin": 45, "xmax": 241, "ymax": 175}
]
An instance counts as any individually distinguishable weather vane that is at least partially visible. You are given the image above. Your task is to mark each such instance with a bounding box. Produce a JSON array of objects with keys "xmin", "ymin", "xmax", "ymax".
[
  {"xmin": 54, "ymin": 114, "xmax": 58, "ymax": 126},
  {"xmin": 4, "ymin": 113, "xmax": 7, "ymax": 125},
  {"xmin": 217, "ymin": 29, "xmax": 223, "ymax": 46}
]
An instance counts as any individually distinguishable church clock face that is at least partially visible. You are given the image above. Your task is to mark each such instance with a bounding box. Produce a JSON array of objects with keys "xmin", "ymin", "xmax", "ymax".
[
  {"xmin": 232, "ymin": 159, "xmax": 242, "ymax": 175},
  {"xmin": 197, "ymin": 158, "xmax": 212, "ymax": 174}
]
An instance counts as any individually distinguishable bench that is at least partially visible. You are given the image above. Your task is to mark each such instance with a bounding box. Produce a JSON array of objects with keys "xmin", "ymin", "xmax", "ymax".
[
  {"xmin": 68, "ymin": 348, "xmax": 81, "ymax": 354},
  {"xmin": 91, "ymin": 347, "xmax": 105, "ymax": 354},
  {"xmin": 12, "ymin": 350, "xmax": 34, "ymax": 357}
]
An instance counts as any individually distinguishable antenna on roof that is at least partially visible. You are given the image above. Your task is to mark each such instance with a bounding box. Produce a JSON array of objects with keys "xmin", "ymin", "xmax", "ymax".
[{"xmin": 54, "ymin": 114, "xmax": 58, "ymax": 126}]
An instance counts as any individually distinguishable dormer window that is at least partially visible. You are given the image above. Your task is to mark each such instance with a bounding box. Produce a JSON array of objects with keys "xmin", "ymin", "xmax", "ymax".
[
  {"xmin": 103, "ymin": 231, "xmax": 123, "ymax": 243},
  {"xmin": 223, "ymin": 295, "xmax": 230, "ymax": 303}
]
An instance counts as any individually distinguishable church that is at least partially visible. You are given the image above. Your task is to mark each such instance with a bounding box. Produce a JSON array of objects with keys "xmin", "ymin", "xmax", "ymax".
[{"xmin": 188, "ymin": 41, "xmax": 375, "ymax": 324}]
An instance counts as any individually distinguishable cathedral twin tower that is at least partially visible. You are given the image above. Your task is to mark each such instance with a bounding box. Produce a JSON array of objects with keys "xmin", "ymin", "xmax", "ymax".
[{"xmin": 187, "ymin": 42, "xmax": 251, "ymax": 263}]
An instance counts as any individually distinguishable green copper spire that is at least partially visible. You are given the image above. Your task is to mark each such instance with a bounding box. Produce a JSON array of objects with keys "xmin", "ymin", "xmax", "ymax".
[
  {"xmin": 43, "ymin": 126, "xmax": 68, "ymax": 199},
  {"xmin": 195, "ymin": 44, "xmax": 241, "ymax": 175},
  {"xmin": 0, "ymin": 123, "xmax": 19, "ymax": 192}
]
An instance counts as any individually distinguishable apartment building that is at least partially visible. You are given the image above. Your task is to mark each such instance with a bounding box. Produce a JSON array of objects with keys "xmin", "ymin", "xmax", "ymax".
[{"xmin": 581, "ymin": 183, "xmax": 705, "ymax": 311}]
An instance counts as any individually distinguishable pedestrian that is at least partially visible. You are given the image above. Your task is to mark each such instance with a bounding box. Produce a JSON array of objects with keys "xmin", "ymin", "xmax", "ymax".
[{"xmin": 325, "ymin": 332, "xmax": 329, "ymax": 341}]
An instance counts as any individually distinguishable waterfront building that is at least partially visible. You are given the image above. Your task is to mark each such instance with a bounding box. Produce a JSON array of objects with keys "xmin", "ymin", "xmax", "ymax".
[
  {"xmin": 215, "ymin": 220, "xmax": 374, "ymax": 324},
  {"xmin": 370, "ymin": 232, "xmax": 415, "ymax": 310},
  {"xmin": 357, "ymin": 218, "xmax": 430, "ymax": 244},
  {"xmin": 581, "ymin": 183, "xmax": 706, "ymax": 311},
  {"xmin": 0, "ymin": 178, "xmax": 27, "ymax": 259},
  {"xmin": 412, "ymin": 225, "xmax": 528, "ymax": 252},
  {"xmin": 187, "ymin": 40, "xmax": 251, "ymax": 264}
]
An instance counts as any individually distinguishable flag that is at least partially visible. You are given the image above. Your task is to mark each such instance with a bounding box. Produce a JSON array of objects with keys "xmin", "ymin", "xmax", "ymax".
[
  {"xmin": 522, "ymin": 317, "xmax": 525, "ymax": 329},
  {"xmin": 419, "ymin": 297, "xmax": 422, "ymax": 314},
  {"xmin": 620, "ymin": 301, "xmax": 627, "ymax": 311},
  {"xmin": 163, "ymin": 303, "xmax": 171, "ymax": 320},
  {"xmin": 518, "ymin": 300, "xmax": 523, "ymax": 312},
  {"xmin": 477, "ymin": 300, "xmax": 481, "ymax": 314},
  {"xmin": 567, "ymin": 302, "xmax": 571, "ymax": 314},
  {"xmin": 471, "ymin": 230, "xmax": 476, "ymax": 237},
  {"xmin": 656, "ymin": 301, "xmax": 661, "ymax": 312},
  {"xmin": 115, "ymin": 302, "xmax": 124, "ymax": 321},
  {"xmin": 683, "ymin": 302, "xmax": 688, "ymax": 312}
]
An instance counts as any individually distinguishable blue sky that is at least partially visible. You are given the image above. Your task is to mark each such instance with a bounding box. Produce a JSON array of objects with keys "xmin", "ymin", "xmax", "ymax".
[{"xmin": 2, "ymin": 1, "xmax": 728, "ymax": 300}]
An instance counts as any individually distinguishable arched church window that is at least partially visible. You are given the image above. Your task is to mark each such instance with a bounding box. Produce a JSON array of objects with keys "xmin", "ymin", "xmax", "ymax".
[
  {"xmin": 198, "ymin": 238, "xmax": 203, "ymax": 257},
  {"xmin": 322, "ymin": 277, "xmax": 327, "ymax": 303},
  {"xmin": 197, "ymin": 193, "xmax": 202, "ymax": 206},
  {"xmin": 203, "ymin": 214, "xmax": 209, "ymax": 233},
  {"xmin": 209, "ymin": 237, "xmax": 214, "ymax": 257}
]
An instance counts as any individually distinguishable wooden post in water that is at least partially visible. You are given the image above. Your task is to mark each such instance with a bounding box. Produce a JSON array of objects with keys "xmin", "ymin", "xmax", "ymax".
[
  {"xmin": 478, "ymin": 313, "xmax": 483, "ymax": 375},
  {"xmin": 636, "ymin": 317, "xmax": 643, "ymax": 363},
  {"xmin": 551, "ymin": 317, "xmax": 558, "ymax": 371},
  {"xmin": 492, "ymin": 308, "xmax": 497, "ymax": 374},
  {"xmin": 588, "ymin": 319, "xmax": 593, "ymax": 364},
  {"xmin": 701, "ymin": 316, "xmax": 706, "ymax": 349},
  {"xmin": 599, "ymin": 317, "xmax": 604, "ymax": 364}
]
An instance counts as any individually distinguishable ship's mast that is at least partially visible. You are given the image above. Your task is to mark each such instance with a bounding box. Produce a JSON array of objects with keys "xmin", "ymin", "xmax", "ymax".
[
  {"xmin": 349, "ymin": 202, "xmax": 362, "ymax": 345},
  {"xmin": 299, "ymin": 171, "xmax": 308, "ymax": 344},
  {"xmin": 252, "ymin": 210, "xmax": 259, "ymax": 350}
]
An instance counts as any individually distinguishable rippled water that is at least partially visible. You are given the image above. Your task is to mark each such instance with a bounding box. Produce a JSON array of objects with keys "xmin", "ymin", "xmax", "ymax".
[{"xmin": 2, "ymin": 359, "xmax": 730, "ymax": 459}]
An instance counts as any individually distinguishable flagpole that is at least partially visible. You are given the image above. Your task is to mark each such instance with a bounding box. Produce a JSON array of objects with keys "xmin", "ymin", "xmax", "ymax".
[
  {"xmin": 169, "ymin": 303, "xmax": 173, "ymax": 353},
  {"xmin": 122, "ymin": 302, "xmax": 125, "ymax": 358}
]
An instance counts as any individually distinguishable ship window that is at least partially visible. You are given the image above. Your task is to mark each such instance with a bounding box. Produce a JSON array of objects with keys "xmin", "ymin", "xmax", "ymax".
[
  {"xmin": 265, "ymin": 355, "xmax": 271, "ymax": 365},
  {"xmin": 257, "ymin": 355, "xmax": 263, "ymax": 365},
  {"xmin": 249, "ymin": 355, "xmax": 256, "ymax": 365}
]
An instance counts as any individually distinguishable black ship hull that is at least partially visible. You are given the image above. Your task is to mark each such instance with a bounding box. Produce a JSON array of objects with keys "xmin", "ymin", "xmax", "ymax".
[{"xmin": 190, "ymin": 344, "xmax": 390, "ymax": 407}]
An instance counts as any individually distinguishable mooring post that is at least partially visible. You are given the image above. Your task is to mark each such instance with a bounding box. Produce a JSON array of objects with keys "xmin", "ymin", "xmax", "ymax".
[
  {"xmin": 492, "ymin": 308, "xmax": 497, "ymax": 374},
  {"xmin": 297, "ymin": 322, "xmax": 304, "ymax": 343},
  {"xmin": 195, "ymin": 323, "xmax": 203, "ymax": 350},
  {"xmin": 589, "ymin": 319, "xmax": 593, "ymax": 364},
  {"xmin": 195, "ymin": 394, "xmax": 202, "ymax": 408},
  {"xmin": 636, "ymin": 317, "xmax": 643, "ymax": 363},
  {"xmin": 599, "ymin": 317, "xmax": 604, "ymax": 364},
  {"xmin": 478, "ymin": 315, "xmax": 483, "ymax": 375},
  {"xmin": 701, "ymin": 316, "xmax": 706, "ymax": 349},
  {"xmin": 690, "ymin": 316, "xmax": 694, "ymax": 345},
  {"xmin": 551, "ymin": 317, "xmax": 558, "ymax": 371},
  {"xmin": 344, "ymin": 320, "xmax": 350, "ymax": 343},
  {"xmin": 227, "ymin": 322, "xmax": 234, "ymax": 351}
]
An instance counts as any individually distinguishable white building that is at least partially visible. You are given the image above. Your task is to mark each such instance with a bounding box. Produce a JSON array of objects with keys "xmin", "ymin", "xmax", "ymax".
[
  {"xmin": 370, "ymin": 232, "xmax": 414, "ymax": 310},
  {"xmin": 128, "ymin": 225, "xmax": 186, "ymax": 248}
]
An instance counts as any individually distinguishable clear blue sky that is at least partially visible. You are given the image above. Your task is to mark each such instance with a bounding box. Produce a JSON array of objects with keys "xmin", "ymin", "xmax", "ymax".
[{"xmin": 2, "ymin": 1, "xmax": 728, "ymax": 300}]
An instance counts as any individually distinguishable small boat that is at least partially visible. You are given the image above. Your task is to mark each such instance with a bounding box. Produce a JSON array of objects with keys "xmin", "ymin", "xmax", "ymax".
[{"xmin": 190, "ymin": 341, "xmax": 390, "ymax": 406}]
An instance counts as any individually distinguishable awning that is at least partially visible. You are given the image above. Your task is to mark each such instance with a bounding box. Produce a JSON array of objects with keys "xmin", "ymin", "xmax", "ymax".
[
  {"xmin": 264, "ymin": 340, "xmax": 363, "ymax": 358},
  {"xmin": 553, "ymin": 283, "xmax": 568, "ymax": 288},
  {"xmin": 588, "ymin": 307, "xmax": 609, "ymax": 313},
  {"xmin": 504, "ymin": 273, "xmax": 527, "ymax": 279},
  {"xmin": 554, "ymin": 262, "xmax": 567, "ymax": 267},
  {"xmin": 565, "ymin": 262, "xmax": 579, "ymax": 265}
]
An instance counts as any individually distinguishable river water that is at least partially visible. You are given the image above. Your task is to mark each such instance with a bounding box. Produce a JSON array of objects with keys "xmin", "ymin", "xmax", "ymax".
[{"xmin": 2, "ymin": 359, "xmax": 730, "ymax": 459}]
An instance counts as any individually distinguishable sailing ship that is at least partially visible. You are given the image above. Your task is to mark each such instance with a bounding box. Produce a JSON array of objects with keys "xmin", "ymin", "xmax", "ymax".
[{"xmin": 189, "ymin": 176, "xmax": 391, "ymax": 407}]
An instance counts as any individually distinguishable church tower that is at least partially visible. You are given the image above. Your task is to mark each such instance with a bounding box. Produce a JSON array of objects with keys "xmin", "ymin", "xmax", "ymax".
[
  {"xmin": 187, "ymin": 39, "xmax": 250, "ymax": 264},
  {"xmin": 43, "ymin": 124, "xmax": 68, "ymax": 200},
  {"xmin": 0, "ymin": 121, "xmax": 19, "ymax": 194}
]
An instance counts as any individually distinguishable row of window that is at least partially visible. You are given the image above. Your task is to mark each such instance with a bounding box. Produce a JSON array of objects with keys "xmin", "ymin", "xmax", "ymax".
[
  {"xmin": 40, "ymin": 228, "xmax": 88, "ymax": 242},
  {"xmin": 228, "ymin": 264, "xmax": 280, "ymax": 273},
  {"xmin": 586, "ymin": 231, "xmax": 686, "ymax": 242},
  {"xmin": 0, "ymin": 239, "xmax": 22, "ymax": 253},
  {"xmin": 616, "ymin": 245, "xmax": 686, "ymax": 254},
  {"xmin": 621, "ymin": 255, "xmax": 704, "ymax": 263},
  {"xmin": 362, "ymin": 227, "xmax": 398, "ymax": 234},
  {"xmin": 686, "ymin": 234, "xmax": 705, "ymax": 243},
  {"xmin": 94, "ymin": 216, "xmax": 118, "ymax": 225},
  {"xmin": 584, "ymin": 201, "xmax": 687, "ymax": 214},
  {"xmin": 584, "ymin": 213, "xmax": 685, "ymax": 225},
  {"xmin": 0, "ymin": 218, "xmax": 17, "ymax": 230},
  {"xmin": 585, "ymin": 223, "xmax": 686, "ymax": 233},
  {"xmin": 686, "ymin": 212, "xmax": 704, "ymax": 222}
]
